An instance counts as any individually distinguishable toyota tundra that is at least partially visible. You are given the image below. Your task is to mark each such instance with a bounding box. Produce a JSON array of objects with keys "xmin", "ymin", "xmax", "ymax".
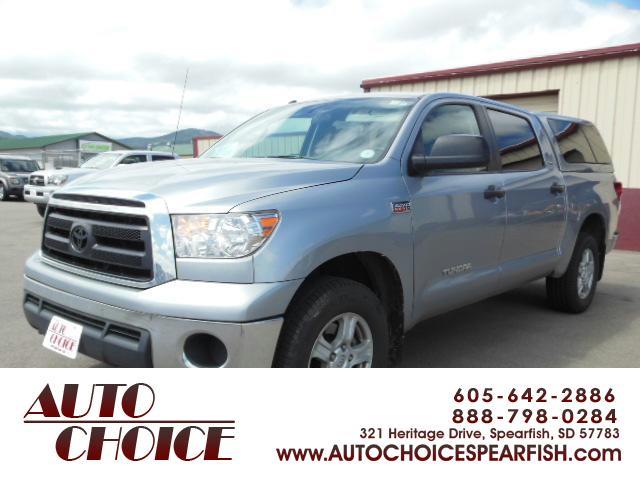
[{"xmin": 22, "ymin": 94, "xmax": 621, "ymax": 367}]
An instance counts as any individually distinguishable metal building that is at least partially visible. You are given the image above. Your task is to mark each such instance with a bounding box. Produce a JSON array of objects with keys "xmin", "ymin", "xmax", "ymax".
[
  {"xmin": 192, "ymin": 134, "xmax": 222, "ymax": 157},
  {"xmin": 0, "ymin": 132, "xmax": 130, "ymax": 170},
  {"xmin": 361, "ymin": 42, "xmax": 640, "ymax": 250}
]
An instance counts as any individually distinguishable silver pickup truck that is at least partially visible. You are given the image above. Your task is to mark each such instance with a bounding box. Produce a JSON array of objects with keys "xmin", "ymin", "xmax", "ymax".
[{"xmin": 22, "ymin": 94, "xmax": 621, "ymax": 368}]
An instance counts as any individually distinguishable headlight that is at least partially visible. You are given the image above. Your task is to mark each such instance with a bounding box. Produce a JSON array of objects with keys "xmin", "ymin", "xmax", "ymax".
[
  {"xmin": 171, "ymin": 212, "xmax": 280, "ymax": 258},
  {"xmin": 9, "ymin": 177, "xmax": 20, "ymax": 185},
  {"xmin": 48, "ymin": 174, "xmax": 68, "ymax": 186}
]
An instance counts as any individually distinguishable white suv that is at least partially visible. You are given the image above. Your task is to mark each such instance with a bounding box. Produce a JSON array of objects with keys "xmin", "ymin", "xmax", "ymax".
[{"xmin": 24, "ymin": 150, "xmax": 179, "ymax": 216}]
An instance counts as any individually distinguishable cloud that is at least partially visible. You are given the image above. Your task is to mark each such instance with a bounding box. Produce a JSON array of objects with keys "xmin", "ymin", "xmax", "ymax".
[{"xmin": 0, "ymin": 0, "xmax": 638, "ymax": 137}]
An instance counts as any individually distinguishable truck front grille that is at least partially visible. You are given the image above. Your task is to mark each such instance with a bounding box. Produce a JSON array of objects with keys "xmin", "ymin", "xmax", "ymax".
[
  {"xmin": 29, "ymin": 175, "xmax": 45, "ymax": 186},
  {"xmin": 42, "ymin": 206, "xmax": 154, "ymax": 282}
]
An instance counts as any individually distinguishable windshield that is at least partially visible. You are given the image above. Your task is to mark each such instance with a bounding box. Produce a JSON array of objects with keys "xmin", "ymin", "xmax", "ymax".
[
  {"xmin": 0, "ymin": 158, "xmax": 40, "ymax": 172},
  {"xmin": 81, "ymin": 152, "xmax": 121, "ymax": 169},
  {"xmin": 203, "ymin": 97, "xmax": 418, "ymax": 164}
]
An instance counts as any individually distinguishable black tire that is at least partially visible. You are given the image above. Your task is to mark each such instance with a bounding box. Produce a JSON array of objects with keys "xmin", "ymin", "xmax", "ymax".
[
  {"xmin": 273, "ymin": 276, "xmax": 389, "ymax": 368},
  {"xmin": 36, "ymin": 205, "xmax": 46, "ymax": 217},
  {"xmin": 546, "ymin": 233, "xmax": 600, "ymax": 313},
  {"xmin": 0, "ymin": 183, "xmax": 7, "ymax": 201}
]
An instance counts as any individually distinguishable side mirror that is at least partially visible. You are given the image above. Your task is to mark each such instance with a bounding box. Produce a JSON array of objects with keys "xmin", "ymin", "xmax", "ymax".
[{"xmin": 410, "ymin": 134, "xmax": 489, "ymax": 175}]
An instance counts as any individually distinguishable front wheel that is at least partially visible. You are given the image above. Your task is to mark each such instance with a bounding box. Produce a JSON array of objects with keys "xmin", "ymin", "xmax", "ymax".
[
  {"xmin": 273, "ymin": 276, "xmax": 389, "ymax": 368},
  {"xmin": 36, "ymin": 204, "xmax": 46, "ymax": 217},
  {"xmin": 0, "ymin": 183, "xmax": 7, "ymax": 201},
  {"xmin": 546, "ymin": 233, "xmax": 600, "ymax": 313}
]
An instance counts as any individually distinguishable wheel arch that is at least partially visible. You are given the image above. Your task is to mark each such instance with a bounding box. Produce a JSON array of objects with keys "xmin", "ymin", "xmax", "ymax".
[
  {"xmin": 285, "ymin": 251, "xmax": 406, "ymax": 363},
  {"xmin": 579, "ymin": 212, "xmax": 607, "ymax": 280}
]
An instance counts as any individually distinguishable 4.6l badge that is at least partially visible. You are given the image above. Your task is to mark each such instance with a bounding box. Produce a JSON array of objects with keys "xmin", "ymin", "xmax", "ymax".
[{"xmin": 392, "ymin": 201, "xmax": 411, "ymax": 214}]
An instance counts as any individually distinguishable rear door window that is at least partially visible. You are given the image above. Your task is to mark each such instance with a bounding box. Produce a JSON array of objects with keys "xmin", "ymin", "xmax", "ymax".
[
  {"xmin": 151, "ymin": 154, "xmax": 175, "ymax": 161},
  {"xmin": 488, "ymin": 109, "xmax": 544, "ymax": 172},
  {"xmin": 119, "ymin": 154, "xmax": 148, "ymax": 165},
  {"xmin": 547, "ymin": 118, "xmax": 597, "ymax": 164}
]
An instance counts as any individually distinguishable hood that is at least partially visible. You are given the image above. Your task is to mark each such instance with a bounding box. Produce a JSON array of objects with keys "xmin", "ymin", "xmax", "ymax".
[
  {"xmin": 32, "ymin": 168, "xmax": 95, "ymax": 181},
  {"xmin": 9, "ymin": 172, "xmax": 31, "ymax": 180},
  {"xmin": 61, "ymin": 157, "xmax": 362, "ymax": 212}
]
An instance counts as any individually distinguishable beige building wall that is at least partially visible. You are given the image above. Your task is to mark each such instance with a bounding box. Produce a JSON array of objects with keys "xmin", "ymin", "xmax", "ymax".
[
  {"xmin": 194, "ymin": 137, "xmax": 220, "ymax": 157},
  {"xmin": 368, "ymin": 56, "xmax": 640, "ymax": 188}
]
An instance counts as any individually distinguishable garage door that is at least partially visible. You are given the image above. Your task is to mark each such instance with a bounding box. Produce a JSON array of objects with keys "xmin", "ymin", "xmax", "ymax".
[{"xmin": 489, "ymin": 92, "xmax": 559, "ymax": 113}]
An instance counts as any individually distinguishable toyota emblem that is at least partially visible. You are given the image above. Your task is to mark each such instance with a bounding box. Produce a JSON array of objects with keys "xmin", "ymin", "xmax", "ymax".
[{"xmin": 70, "ymin": 225, "xmax": 89, "ymax": 253}]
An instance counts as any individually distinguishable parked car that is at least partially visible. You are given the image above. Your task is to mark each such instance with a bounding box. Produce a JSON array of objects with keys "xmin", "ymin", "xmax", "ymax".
[
  {"xmin": 24, "ymin": 150, "xmax": 180, "ymax": 216},
  {"xmin": 0, "ymin": 155, "xmax": 40, "ymax": 201},
  {"xmin": 23, "ymin": 94, "xmax": 621, "ymax": 368}
]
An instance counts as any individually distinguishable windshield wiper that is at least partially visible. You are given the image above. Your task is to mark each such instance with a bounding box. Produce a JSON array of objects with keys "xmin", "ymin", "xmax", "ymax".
[{"xmin": 262, "ymin": 154, "xmax": 308, "ymax": 159}]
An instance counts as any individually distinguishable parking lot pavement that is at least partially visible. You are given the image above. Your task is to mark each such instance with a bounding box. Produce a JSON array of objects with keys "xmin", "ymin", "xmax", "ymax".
[{"xmin": 1, "ymin": 199, "xmax": 639, "ymax": 368}]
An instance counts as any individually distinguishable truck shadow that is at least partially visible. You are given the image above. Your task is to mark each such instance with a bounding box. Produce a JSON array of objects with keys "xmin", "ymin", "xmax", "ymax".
[
  {"xmin": 87, "ymin": 276, "xmax": 640, "ymax": 369},
  {"xmin": 400, "ymin": 279, "xmax": 640, "ymax": 368}
]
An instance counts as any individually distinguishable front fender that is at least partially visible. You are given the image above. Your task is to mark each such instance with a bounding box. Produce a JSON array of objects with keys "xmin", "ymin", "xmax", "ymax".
[{"xmin": 232, "ymin": 165, "xmax": 414, "ymax": 320}]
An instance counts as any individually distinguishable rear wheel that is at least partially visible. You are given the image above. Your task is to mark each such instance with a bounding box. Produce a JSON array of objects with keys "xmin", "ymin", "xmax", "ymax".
[
  {"xmin": 546, "ymin": 233, "xmax": 600, "ymax": 313},
  {"xmin": 273, "ymin": 276, "xmax": 389, "ymax": 368},
  {"xmin": 36, "ymin": 205, "xmax": 46, "ymax": 217}
]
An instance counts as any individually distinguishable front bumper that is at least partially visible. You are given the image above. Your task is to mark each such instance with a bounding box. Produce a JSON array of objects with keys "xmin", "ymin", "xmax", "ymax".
[
  {"xmin": 23, "ymin": 185, "xmax": 58, "ymax": 205},
  {"xmin": 23, "ymin": 252, "xmax": 302, "ymax": 367},
  {"xmin": 7, "ymin": 183, "xmax": 26, "ymax": 197}
]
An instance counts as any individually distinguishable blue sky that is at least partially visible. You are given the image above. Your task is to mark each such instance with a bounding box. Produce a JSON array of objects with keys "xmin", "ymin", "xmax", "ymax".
[{"xmin": 590, "ymin": 0, "xmax": 640, "ymax": 7}]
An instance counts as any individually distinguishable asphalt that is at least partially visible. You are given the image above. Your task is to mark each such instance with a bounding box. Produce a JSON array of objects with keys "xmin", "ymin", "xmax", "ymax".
[{"xmin": 1, "ymin": 199, "xmax": 639, "ymax": 368}]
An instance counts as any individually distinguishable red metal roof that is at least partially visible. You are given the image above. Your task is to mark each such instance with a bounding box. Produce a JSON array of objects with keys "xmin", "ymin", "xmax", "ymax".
[{"xmin": 361, "ymin": 42, "xmax": 640, "ymax": 90}]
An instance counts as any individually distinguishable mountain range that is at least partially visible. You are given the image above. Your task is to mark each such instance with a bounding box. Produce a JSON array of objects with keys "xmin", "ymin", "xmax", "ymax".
[
  {"xmin": 0, "ymin": 128, "xmax": 221, "ymax": 148},
  {"xmin": 119, "ymin": 128, "xmax": 221, "ymax": 149},
  {"xmin": 0, "ymin": 130, "xmax": 27, "ymax": 139}
]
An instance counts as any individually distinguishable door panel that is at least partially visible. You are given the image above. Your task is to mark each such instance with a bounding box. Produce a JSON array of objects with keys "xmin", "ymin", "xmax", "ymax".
[
  {"xmin": 408, "ymin": 174, "xmax": 506, "ymax": 321},
  {"xmin": 405, "ymin": 102, "xmax": 506, "ymax": 323},
  {"xmin": 501, "ymin": 168, "xmax": 566, "ymax": 262},
  {"xmin": 486, "ymin": 108, "xmax": 566, "ymax": 287}
]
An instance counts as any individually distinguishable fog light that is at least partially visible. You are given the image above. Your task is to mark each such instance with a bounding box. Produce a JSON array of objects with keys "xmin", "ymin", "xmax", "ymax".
[{"xmin": 183, "ymin": 333, "xmax": 228, "ymax": 368}]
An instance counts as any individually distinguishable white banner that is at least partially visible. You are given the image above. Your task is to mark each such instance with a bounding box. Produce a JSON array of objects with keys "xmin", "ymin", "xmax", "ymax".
[{"xmin": 0, "ymin": 369, "xmax": 637, "ymax": 479}]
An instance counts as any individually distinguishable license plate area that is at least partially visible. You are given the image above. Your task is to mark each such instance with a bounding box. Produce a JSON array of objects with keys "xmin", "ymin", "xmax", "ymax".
[{"xmin": 42, "ymin": 315, "xmax": 83, "ymax": 359}]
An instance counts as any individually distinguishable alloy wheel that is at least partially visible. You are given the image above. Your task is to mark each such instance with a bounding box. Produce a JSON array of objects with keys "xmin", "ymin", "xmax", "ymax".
[
  {"xmin": 577, "ymin": 248, "xmax": 595, "ymax": 299},
  {"xmin": 308, "ymin": 312, "xmax": 374, "ymax": 368}
]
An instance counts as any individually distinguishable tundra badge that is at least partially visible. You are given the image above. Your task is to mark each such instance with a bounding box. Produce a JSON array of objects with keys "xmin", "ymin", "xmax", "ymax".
[{"xmin": 442, "ymin": 263, "xmax": 472, "ymax": 276}]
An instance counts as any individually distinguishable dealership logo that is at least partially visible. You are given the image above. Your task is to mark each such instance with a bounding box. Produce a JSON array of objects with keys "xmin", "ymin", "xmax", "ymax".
[
  {"xmin": 70, "ymin": 225, "xmax": 90, "ymax": 253},
  {"xmin": 24, "ymin": 383, "xmax": 235, "ymax": 461}
]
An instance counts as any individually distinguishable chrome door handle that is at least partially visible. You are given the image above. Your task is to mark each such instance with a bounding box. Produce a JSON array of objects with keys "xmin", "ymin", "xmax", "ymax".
[{"xmin": 484, "ymin": 185, "xmax": 505, "ymax": 200}]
